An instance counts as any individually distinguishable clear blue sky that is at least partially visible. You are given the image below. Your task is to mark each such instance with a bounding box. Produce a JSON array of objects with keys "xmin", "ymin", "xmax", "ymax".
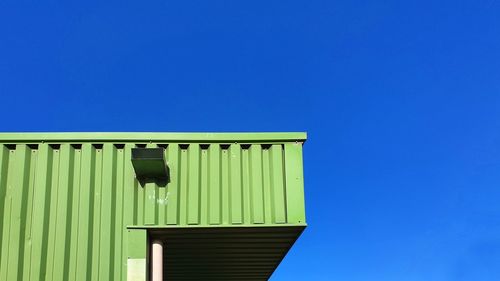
[{"xmin": 1, "ymin": 1, "xmax": 500, "ymax": 280}]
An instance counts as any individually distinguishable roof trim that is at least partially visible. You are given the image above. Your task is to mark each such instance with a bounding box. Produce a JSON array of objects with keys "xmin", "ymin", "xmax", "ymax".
[
  {"xmin": 0, "ymin": 132, "xmax": 307, "ymax": 143},
  {"xmin": 127, "ymin": 223, "xmax": 307, "ymax": 229}
]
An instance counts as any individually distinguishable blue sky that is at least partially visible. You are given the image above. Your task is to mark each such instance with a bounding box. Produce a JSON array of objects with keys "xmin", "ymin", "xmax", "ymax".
[{"xmin": 1, "ymin": 1, "xmax": 500, "ymax": 280}]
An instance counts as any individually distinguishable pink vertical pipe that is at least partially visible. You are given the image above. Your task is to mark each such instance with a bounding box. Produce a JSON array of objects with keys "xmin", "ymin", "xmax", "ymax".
[{"xmin": 151, "ymin": 240, "xmax": 163, "ymax": 281}]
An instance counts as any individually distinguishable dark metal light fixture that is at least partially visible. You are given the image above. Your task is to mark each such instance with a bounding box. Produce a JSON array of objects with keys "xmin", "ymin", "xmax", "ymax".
[{"xmin": 131, "ymin": 148, "xmax": 169, "ymax": 184}]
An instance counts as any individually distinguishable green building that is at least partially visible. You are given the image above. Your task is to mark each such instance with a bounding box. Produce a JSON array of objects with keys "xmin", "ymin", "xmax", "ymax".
[{"xmin": 0, "ymin": 132, "xmax": 307, "ymax": 280}]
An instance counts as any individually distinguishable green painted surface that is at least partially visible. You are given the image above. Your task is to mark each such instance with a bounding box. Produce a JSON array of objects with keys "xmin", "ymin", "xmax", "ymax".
[
  {"xmin": 0, "ymin": 133, "xmax": 306, "ymax": 280},
  {"xmin": 0, "ymin": 132, "xmax": 306, "ymax": 142},
  {"xmin": 127, "ymin": 229, "xmax": 147, "ymax": 281}
]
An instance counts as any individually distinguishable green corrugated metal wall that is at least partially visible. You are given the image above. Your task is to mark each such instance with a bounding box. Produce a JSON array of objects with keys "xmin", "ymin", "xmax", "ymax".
[{"xmin": 0, "ymin": 133, "xmax": 306, "ymax": 281}]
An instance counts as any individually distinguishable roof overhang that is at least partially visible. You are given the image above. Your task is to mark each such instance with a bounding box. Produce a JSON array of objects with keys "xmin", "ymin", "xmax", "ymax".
[{"xmin": 148, "ymin": 226, "xmax": 305, "ymax": 280}]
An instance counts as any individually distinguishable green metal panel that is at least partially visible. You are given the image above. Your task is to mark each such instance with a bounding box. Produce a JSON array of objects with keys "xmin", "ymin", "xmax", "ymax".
[
  {"xmin": 127, "ymin": 229, "xmax": 147, "ymax": 281},
  {"xmin": 0, "ymin": 133, "xmax": 306, "ymax": 281},
  {"xmin": 0, "ymin": 132, "xmax": 306, "ymax": 142}
]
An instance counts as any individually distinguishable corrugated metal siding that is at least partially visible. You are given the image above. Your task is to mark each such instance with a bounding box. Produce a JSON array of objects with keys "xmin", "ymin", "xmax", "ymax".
[{"xmin": 0, "ymin": 139, "xmax": 305, "ymax": 281}]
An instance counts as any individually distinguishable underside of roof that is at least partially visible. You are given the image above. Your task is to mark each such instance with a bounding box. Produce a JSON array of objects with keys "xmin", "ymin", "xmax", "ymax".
[{"xmin": 149, "ymin": 226, "xmax": 305, "ymax": 280}]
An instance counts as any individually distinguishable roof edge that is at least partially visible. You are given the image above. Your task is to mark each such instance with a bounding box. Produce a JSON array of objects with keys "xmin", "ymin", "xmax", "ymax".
[{"xmin": 0, "ymin": 132, "xmax": 307, "ymax": 143}]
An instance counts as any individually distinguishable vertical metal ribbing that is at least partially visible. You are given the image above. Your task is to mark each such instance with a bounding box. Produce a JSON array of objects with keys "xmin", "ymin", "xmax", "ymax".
[
  {"xmin": 52, "ymin": 144, "xmax": 75, "ymax": 281},
  {"xmin": 47, "ymin": 146, "xmax": 61, "ymax": 281},
  {"xmin": 0, "ymin": 148, "xmax": 12, "ymax": 281},
  {"xmin": 41, "ymin": 145, "xmax": 60, "ymax": 281},
  {"xmin": 75, "ymin": 144, "xmax": 94, "ymax": 281},
  {"xmin": 90, "ymin": 145, "xmax": 103, "ymax": 281},
  {"xmin": 200, "ymin": 146, "xmax": 208, "ymax": 225},
  {"xmin": 113, "ymin": 145, "xmax": 125, "ymax": 281},
  {"xmin": 208, "ymin": 145, "xmax": 221, "ymax": 225},
  {"xmin": 229, "ymin": 144, "xmax": 242, "ymax": 224},
  {"xmin": 262, "ymin": 146, "xmax": 272, "ymax": 224},
  {"xmin": 135, "ymin": 145, "xmax": 145, "ymax": 226},
  {"xmin": 99, "ymin": 143, "xmax": 117, "ymax": 280},
  {"xmin": 0, "ymin": 145, "xmax": 10, "ymax": 272},
  {"xmin": 122, "ymin": 143, "xmax": 135, "ymax": 280},
  {"xmin": 178, "ymin": 145, "xmax": 188, "ymax": 225},
  {"xmin": 166, "ymin": 144, "xmax": 180, "ymax": 225},
  {"xmin": 21, "ymin": 147, "xmax": 37, "ymax": 280},
  {"xmin": 187, "ymin": 144, "xmax": 200, "ymax": 225},
  {"xmin": 271, "ymin": 145, "xmax": 286, "ymax": 223},
  {"xmin": 131, "ymin": 147, "xmax": 139, "ymax": 226},
  {"xmin": 250, "ymin": 145, "xmax": 264, "ymax": 224},
  {"xmin": 284, "ymin": 143, "xmax": 305, "ymax": 224},
  {"xmin": 144, "ymin": 144, "xmax": 157, "ymax": 226},
  {"xmin": 67, "ymin": 145, "xmax": 82, "ymax": 281},
  {"xmin": 241, "ymin": 147, "xmax": 250, "ymax": 224},
  {"xmin": 157, "ymin": 145, "xmax": 167, "ymax": 225},
  {"xmin": 221, "ymin": 146, "xmax": 230, "ymax": 225},
  {"xmin": 5, "ymin": 145, "xmax": 32, "ymax": 281},
  {"xmin": 29, "ymin": 143, "xmax": 53, "ymax": 281}
]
